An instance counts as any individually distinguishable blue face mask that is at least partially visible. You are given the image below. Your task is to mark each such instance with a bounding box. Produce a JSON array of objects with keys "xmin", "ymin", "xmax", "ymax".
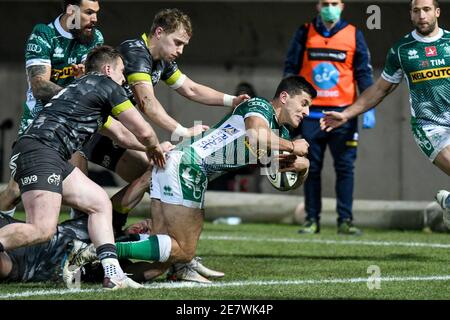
[{"xmin": 320, "ymin": 6, "xmax": 342, "ymax": 23}]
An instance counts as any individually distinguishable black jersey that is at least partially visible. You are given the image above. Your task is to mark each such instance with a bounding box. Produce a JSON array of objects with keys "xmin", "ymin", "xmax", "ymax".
[
  {"xmin": 118, "ymin": 33, "xmax": 184, "ymax": 88},
  {"xmin": 0, "ymin": 214, "xmax": 89, "ymax": 282},
  {"xmin": 21, "ymin": 72, "xmax": 134, "ymax": 159}
]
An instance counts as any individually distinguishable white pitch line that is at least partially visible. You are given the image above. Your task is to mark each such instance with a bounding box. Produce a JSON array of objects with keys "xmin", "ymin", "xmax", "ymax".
[
  {"xmin": 1, "ymin": 275, "xmax": 450, "ymax": 299},
  {"xmin": 0, "ymin": 288, "xmax": 102, "ymax": 299},
  {"xmin": 201, "ymin": 235, "xmax": 450, "ymax": 249}
]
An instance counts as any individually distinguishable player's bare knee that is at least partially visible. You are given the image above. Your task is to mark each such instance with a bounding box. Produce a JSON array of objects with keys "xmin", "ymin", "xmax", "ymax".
[
  {"xmin": 173, "ymin": 242, "xmax": 196, "ymax": 263},
  {"xmin": 85, "ymin": 191, "xmax": 111, "ymax": 215},
  {"xmin": 168, "ymin": 238, "xmax": 187, "ymax": 262},
  {"xmin": 36, "ymin": 225, "xmax": 57, "ymax": 242}
]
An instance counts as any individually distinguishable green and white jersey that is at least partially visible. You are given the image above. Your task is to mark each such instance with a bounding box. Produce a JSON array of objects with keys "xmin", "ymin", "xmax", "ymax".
[
  {"xmin": 176, "ymin": 97, "xmax": 291, "ymax": 180},
  {"xmin": 382, "ymin": 28, "xmax": 450, "ymax": 128},
  {"xmin": 20, "ymin": 15, "xmax": 103, "ymax": 135}
]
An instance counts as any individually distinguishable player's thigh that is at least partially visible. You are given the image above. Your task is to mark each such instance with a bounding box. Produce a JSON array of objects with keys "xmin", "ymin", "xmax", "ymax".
[
  {"xmin": 413, "ymin": 124, "xmax": 450, "ymax": 175},
  {"xmin": 434, "ymin": 145, "xmax": 450, "ymax": 176},
  {"xmin": 0, "ymin": 177, "xmax": 21, "ymax": 209},
  {"xmin": 21, "ymin": 190, "xmax": 61, "ymax": 233},
  {"xmin": 160, "ymin": 203, "xmax": 204, "ymax": 253},
  {"xmin": 10, "ymin": 139, "xmax": 64, "ymax": 230},
  {"xmin": 150, "ymin": 199, "xmax": 167, "ymax": 233},
  {"xmin": 4, "ymin": 177, "xmax": 20, "ymax": 197},
  {"xmin": 62, "ymin": 167, "xmax": 111, "ymax": 214},
  {"xmin": 69, "ymin": 151, "xmax": 89, "ymax": 175},
  {"xmin": 115, "ymin": 149, "xmax": 149, "ymax": 182},
  {"xmin": 0, "ymin": 252, "xmax": 13, "ymax": 279}
]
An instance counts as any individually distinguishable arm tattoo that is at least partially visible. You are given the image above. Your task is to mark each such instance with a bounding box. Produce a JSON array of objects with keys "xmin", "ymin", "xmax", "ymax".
[
  {"xmin": 27, "ymin": 65, "xmax": 47, "ymax": 78},
  {"xmin": 27, "ymin": 65, "xmax": 63, "ymax": 103}
]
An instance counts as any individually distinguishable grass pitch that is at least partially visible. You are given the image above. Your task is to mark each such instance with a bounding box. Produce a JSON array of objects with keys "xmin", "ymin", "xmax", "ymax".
[{"xmin": 1, "ymin": 212, "xmax": 450, "ymax": 300}]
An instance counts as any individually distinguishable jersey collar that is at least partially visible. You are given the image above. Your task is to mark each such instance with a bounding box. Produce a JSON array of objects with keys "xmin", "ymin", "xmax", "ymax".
[
  {"xmin": 411, "ymin": 28, "xmax": 443, "ymax": 43},
  {"xmin": 141, "ymin": 33, "xmax": 149, "ymax": 46},
  {"xmin": 54, "ymin": 14, "xmax": 74, "ymax": 39}
]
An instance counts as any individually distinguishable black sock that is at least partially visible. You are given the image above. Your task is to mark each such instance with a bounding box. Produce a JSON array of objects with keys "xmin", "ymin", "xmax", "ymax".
[
  {"xmin": 0, "ymin": 242, "xmax": 4, "ymax": 253},
  {"xmin": 112, "ymin": 210, "xmax": 129, "ymax": 236},
  {"xmin": 96, "ymin": 243, "xmax": 117, "ymax": 261}
]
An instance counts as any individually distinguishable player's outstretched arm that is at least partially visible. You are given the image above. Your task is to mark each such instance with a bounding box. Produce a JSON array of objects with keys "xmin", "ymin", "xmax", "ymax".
[
  {"xmin": 116, "ymin": 106, "xmax": 165, "ymax": 168},
  {"xmin": 176, "ymin": 76, "xmax": 250, "ymax": 108},
  {"xmin": 131, "ymin": 81, "xmax": 208, "ymax": 138},
  {"xmin": 320, "ymin": 77, "xmax": 398, "ymax": 132},
  {"xmin": 244, "ymin": 116, "xmax": 308, "ymax": 157},
  {"xmin": 27, "ymin": 65, "xmax": 63, "ymax": 103},
  {"xmin": 99, "ymin": 117, "xmax": 146, "ymax": 152}
]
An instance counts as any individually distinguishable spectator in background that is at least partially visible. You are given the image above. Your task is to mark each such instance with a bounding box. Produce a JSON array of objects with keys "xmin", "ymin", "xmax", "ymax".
[{"xmin": 284, "ymin": 0, "xmax": 375, "ymax": 235}]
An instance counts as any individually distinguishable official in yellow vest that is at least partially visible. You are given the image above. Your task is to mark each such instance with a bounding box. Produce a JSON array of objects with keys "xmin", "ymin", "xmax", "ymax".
[{"xmin": 284, "ymin": 0, "xmax": 374, "ymax": 235}]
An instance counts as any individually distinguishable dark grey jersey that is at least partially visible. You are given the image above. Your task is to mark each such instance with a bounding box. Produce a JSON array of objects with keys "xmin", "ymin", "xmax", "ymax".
[
  {"xmin": 0, "ymin": 214, "xmax": 89, "ymax": 282},
  {"xmin": 21, "ymin": 72, "xmax": 134, "ymax": 159},
  {"xmin": 118, "ymin": 33, "xmax": 183, "ymax": 88}
]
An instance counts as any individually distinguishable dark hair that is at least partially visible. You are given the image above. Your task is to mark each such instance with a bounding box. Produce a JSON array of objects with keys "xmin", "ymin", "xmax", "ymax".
[
  {"xmin": 273, "ymin": 76, "xmax": 317, "ymax": 100},
  {"xmin": 85, "ymin": 45, "xmax": 123, "ymax": 73},
  {"xmin": 62, "ymin": 0, "xmax": 97, "ymax": 11},
  {"xmin": 235, "ymin": 82, "xmax": 257, "ymax": 98},
  {"xmin": 150, "ymin": 8, "xmax": 193, "ymax": 38},
  {"xmin": 410, "ymin": 0, "xmax": 439, "ymax": 8}
]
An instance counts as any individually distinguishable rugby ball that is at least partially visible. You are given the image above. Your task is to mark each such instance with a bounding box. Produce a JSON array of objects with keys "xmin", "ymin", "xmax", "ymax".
[{"xmin": 265, "ymin": 151, "xmax": 305, "ymax": 191}]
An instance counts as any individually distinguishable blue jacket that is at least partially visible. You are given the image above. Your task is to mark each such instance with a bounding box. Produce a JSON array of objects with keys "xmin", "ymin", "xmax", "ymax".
[{"xmin": 284, "ymin": 16, "xmax": 374, "ymax": 95}]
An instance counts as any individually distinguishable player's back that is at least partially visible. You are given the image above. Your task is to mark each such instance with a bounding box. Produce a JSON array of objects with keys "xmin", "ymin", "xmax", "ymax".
[
  {"xmin": 176, "ymin": 97, "xmax": 291, "ymax": 179},
  {"xmin": 22, "ymin": 73, "xmax": 123, "ymax": 159}
]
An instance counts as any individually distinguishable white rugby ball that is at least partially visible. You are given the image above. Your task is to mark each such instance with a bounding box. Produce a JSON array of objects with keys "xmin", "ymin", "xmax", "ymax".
[{"xmin": 265, "ymin": 151, "xmax": 304, "ymax": 191}]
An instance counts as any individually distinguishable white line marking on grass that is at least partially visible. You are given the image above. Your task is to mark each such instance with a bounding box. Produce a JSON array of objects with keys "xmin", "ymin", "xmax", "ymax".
[
  {"xmin": 2, "ymin": 275, "xmax": 450, "ymax": 299},
  {"xmin": 0, "ymin": 288, "xmax": 101, "ymax": 299},
  {"xmin": 144, "ymin": 275, "xmax": 450, "ymax": 289},
  {"xmin": 202, "ymin": 235, "xmax": 450, "ymax": 249}
]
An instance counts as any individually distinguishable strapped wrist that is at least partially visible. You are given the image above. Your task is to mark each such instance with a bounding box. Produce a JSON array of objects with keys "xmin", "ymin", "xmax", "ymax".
[
  {"xmin": 223, "ymin": 94, "xmax": 235, "ymax": 107},
  {"xmin": 173, "ymin": 124, "xmax": 189, "ymax": 138}
]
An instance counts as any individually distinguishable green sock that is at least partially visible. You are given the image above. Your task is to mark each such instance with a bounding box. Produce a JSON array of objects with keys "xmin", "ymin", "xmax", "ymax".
[{"xmin": 116, "ymin": 236, "xmax": 160, "ymax": 261}]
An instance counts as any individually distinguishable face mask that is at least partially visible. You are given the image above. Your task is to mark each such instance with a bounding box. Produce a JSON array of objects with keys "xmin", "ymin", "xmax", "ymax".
[{"xmin": 320, "ymin": 6, "xmax": 342, "ymax": 23}]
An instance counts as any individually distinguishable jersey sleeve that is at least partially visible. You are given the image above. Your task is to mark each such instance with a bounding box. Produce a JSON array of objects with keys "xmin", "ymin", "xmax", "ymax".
[
  {"xmin": 381, "ymin": 46, "xmax": 404, "ymax": 84},
  {"xmin": 118, "ymin": 40, "xmax": 153, "ymax": 85},
  {"xmin": 161, "ymin": 61, "xmax": 186, "ymax": 89},
  {"xmin": 25, "ymin": 24, "xmax": 53, "ymax": 68},
  {"xmin": 100, "ymin": 78, "xmax": 134, "ymax": 117}
]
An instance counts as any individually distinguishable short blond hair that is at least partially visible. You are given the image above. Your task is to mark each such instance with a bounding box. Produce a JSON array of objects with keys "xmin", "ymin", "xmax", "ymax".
[{"xmin": 150, "ymin": 8, "xmax": 193, "ymax": 37}]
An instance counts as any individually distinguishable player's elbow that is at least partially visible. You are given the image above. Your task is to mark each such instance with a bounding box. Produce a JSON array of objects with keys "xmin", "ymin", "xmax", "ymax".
[
  {"xmin": 135, "ymin": 130, "xmax": 153, "ymax": 145},
  {"xmin": 30, "ymin": 78, "xmax": 47, "ymax": 101},
  {"xmin": 36, "ymin": 225, "xmax": 57, "ymax": 243}
]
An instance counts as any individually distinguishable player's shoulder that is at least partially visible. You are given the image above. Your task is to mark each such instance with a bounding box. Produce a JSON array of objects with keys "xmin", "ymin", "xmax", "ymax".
[
  {"xmin": 30, "ymin": 22, "xmax": 55, "ymax": 38},
  {"xmin": 81, "ymin": 72, "xmax": 112, "ymax": 87},
  {"xmin": 118, "ymin": 36, "xmax": 148, "ymax": 56},
  {"xmin": 235, "ymin": 97, "xmax": 273, "ymax": 116},
  {"xmin": 395, "ymin": 32, "xmax": 417, "ymax": 48},
  {"xmin": 78, "ymin": 72, "xmax": 123, "ymax": 98},
  {"xmin": 118, "ymin": 36, "xmax": 152, "ymax": 74},
  {"xmin": 93, "ymin": 29, "xmax": 104, "ymax": 45}
]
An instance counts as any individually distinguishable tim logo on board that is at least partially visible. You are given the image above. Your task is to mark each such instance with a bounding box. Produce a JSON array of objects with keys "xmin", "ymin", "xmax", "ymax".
[{"xmin": 312, "ymin": 62, "xmax": 339, "ymax": 90}]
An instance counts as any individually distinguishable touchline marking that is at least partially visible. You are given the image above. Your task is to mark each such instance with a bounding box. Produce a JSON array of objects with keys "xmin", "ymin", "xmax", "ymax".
[
  {"xmin": 1, "ymin": 275, "xmax": 450, "ymax": 299},
  {"xmin": 0, "ymin": 288, "xmax": 101, "ymax": 299},
  {"xmin": 202, "ymin": 235, "xmax": 450, "ymax": 249}
]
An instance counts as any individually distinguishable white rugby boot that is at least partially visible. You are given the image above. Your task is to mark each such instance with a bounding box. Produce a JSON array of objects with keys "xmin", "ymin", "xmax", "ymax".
[{"xmin": 435, "ymin": 190, "xmax": 450, "ymax": 228}]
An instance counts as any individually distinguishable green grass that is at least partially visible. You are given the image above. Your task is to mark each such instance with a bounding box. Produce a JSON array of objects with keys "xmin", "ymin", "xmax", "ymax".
[{"xmin": 1, "ymin": 212, "xmax": 450, "ymax": 300}]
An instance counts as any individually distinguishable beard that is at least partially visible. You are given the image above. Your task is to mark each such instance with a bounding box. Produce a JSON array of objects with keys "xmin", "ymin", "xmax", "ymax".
[
  {"xmin": 70, "ymin": 26, "xmax": 96, "ymax": 45},
  {"xmin": 414, "ymin": 19, "xmax": 437, "ymax": 36}
]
